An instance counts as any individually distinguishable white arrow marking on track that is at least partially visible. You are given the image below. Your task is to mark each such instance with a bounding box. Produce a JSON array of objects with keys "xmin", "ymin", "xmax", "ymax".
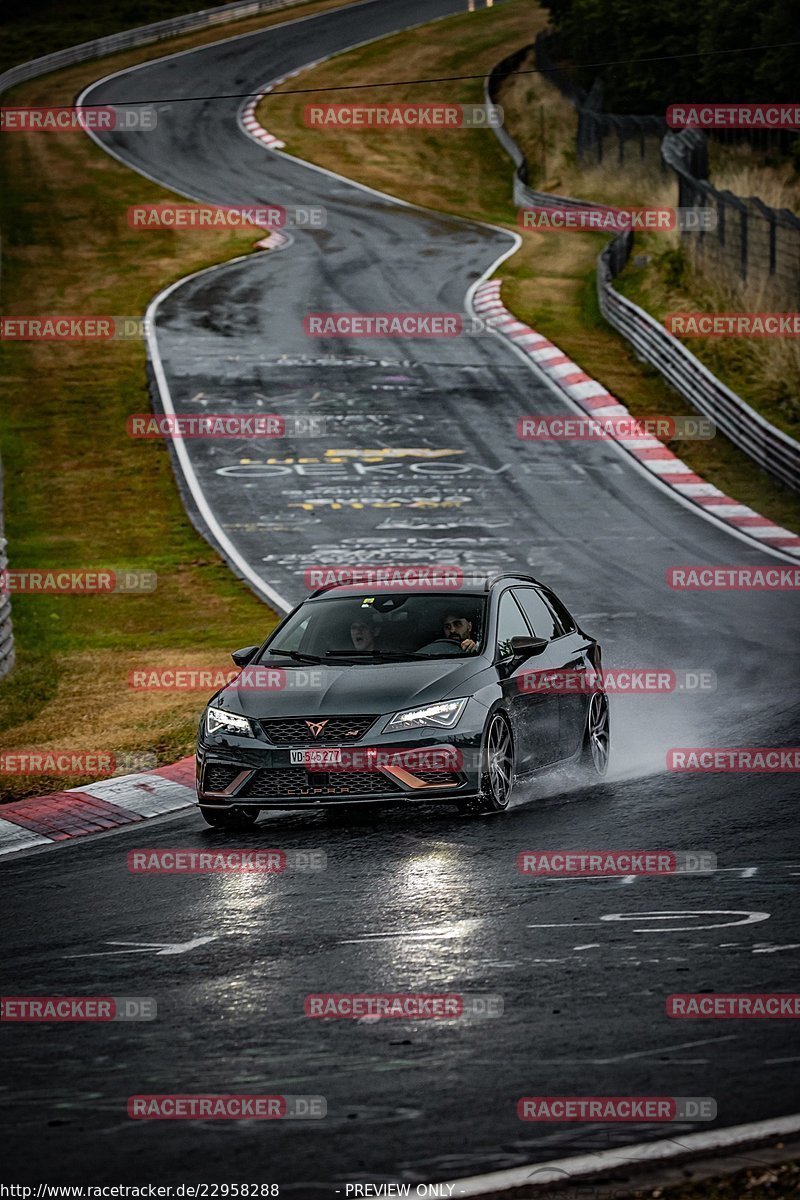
[{"xmin": 67, "ymin": 937, "xmax": 216, "ymax": 958}]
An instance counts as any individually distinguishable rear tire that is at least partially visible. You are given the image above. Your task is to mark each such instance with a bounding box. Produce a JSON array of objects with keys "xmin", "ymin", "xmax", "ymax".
[
  {"xmin": 199, "ymin": 805, "xmax": 260, "ymax": 829},
  {"xmin": 458, "ymin": 712, "xmax": 514, "ymax": 815}
]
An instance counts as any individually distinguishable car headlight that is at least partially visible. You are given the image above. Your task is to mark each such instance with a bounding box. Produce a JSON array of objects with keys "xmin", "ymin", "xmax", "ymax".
[
  {"xmin": 384, "ymin": 698, "xmax": 468, "ymax": 733},
  {"xmin": 205, "ymin": 707, "xmax": 255, "ymax": 738}
]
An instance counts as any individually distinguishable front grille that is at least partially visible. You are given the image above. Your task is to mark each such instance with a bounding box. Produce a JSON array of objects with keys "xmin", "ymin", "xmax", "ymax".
[
  {"xmin": 240, "ymin": 768, "xmax": 401, "ymax": 798},
  {"xmin": 203, "ymin": 763, "xmax": 243, "ymax": 793},
  {"xmin": 259, "ymin": 716, "xmax": 377, "ymax": 745}
]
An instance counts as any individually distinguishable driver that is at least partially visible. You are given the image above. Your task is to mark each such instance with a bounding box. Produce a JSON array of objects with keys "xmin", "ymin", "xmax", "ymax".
[
  {"xmin": 442, "ymin": 612, "xmax": 478, "ymax": 653},
  {"xmin": 417, "ymin": 611, "xmax": 478, "ymax": 655}
]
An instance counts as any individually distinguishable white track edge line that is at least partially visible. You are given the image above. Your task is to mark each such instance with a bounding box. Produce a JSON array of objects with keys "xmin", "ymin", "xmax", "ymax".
[
  {"xmin": 442, "ymin": 1112, "xmax": 800, "ymax": 1196},
  {"xmin": 144, "ymin": 261, "xmax": 294, "ymax": 613}
]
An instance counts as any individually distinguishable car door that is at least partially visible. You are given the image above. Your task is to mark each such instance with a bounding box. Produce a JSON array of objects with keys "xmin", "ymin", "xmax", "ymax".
[
  {"xmin": 494, "ymin": 589, "xmax": 560, "ymax": 772},
  {"xmin": 517, "ymin": 586, "xmax": 595, "ymax": 760}
]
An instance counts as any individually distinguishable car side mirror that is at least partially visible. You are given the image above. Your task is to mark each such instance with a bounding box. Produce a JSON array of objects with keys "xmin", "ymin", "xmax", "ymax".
[
  {"xmin": 510, "ymin": 636, "xmax": 548, "ymax": 657},
  {"xmin": 231, "ymin": 645, "xmax": 259, "ymax": 668}
]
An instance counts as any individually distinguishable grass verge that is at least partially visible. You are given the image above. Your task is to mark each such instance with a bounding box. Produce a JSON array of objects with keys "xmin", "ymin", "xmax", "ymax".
[{"xmin": 0, "ymin": 0, "xmax": 361, "ymax": 802}]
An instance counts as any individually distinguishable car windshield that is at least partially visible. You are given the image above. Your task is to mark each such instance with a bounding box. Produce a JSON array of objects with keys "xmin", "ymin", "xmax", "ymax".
[{"xmin": 259, "ymin": 593, "xmax": 488, "ymax": 662}]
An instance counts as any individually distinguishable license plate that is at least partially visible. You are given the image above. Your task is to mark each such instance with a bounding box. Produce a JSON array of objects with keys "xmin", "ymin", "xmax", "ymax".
[{"xmin": 290, "ymin": 748, "xmax": 342, "ymax": 767}]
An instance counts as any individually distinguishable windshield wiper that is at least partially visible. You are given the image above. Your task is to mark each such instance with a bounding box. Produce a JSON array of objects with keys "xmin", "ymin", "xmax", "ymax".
[
  {"xmin": 262, "ymin": 649, "xmax": 322, "ymax": 664},
  {"xmin": 323, "ymin": 651, "xmax": 426, "ymax": 661}
]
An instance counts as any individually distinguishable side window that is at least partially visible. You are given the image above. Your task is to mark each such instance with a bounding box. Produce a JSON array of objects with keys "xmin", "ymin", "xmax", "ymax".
[
  {"xmin": 513, "ymin": 588, "xmax": 561, "ymax": 640},
  {"xmin": 541, "ymin": 587, "xmax": 577, "ymax": 635},
  {"xmin": 495, "ymin": 591, "xmax": 531, "ymax": 659}
]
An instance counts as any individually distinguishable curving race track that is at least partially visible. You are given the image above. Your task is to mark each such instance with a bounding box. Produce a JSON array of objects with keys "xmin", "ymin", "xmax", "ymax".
[{"xmin": 3, "ymin": 0, "xmax": 799, "ymax": 1189}]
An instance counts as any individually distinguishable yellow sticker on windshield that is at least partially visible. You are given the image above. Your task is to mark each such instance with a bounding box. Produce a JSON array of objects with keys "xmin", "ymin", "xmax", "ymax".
[{"xmin": 361, "ymin": 597, "xmax": 375, "ymax": 607}]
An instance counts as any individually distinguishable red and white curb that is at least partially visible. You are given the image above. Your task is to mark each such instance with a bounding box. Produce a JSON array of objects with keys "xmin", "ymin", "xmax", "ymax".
[
  {"xmin": 240, "ymin": 87, "xmax": 286, "ymax": 149},
  {"xmin": 239, "ymin": 70, "xmax": 311, "ymax": 253},
  {"xmin": 473, "ymin": 280, "xmax": 800, "ymax": 557},
  {"xmin": 0, "ymin": 757, "xmax": 196, "ymax": 858},
  {"xmin": 239, "ymin": 60, "xmax": 323, "ymax": 151},
  {"xmin": 255, "ymin": 229, "xmax": 290, "ymax": 251}
]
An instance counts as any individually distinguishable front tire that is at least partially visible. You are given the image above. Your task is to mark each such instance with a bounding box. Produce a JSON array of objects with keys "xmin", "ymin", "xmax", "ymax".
[
  {"xmin": 458, "ymin": 712, "xmax": 514, "ymax": 815},
  {"xmin": 581, "ymin": 691, "xmax": 610, "ymax": 775},
  {"xmin": 199, "ymin": 805, "xmax": 260, "ymax": 829}
]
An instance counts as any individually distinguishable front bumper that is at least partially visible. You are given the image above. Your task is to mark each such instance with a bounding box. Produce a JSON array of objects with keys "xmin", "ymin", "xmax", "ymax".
[{"xmin": 196, "ymin": 714, "xmax": 485, "ymax": 809}]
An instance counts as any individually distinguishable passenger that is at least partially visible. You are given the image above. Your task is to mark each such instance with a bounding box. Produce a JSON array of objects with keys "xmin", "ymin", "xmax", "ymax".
[{"xmin": 349, "ymin": 611, "xmax": 381, "ymax": 651}]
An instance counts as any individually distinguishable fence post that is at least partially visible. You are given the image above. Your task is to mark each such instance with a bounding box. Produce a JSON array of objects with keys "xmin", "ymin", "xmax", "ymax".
[{"xmin": 749, "ymin": 197, "xmax": 777, "ymax": 276}]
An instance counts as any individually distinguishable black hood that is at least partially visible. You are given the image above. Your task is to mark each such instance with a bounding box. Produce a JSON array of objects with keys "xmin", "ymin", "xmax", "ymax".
[{"xmin": 213, "ymin": 655, "xmax": 489, "ymax": 719}]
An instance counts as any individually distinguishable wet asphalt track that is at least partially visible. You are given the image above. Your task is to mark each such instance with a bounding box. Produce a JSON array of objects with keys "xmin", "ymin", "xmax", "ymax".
[{"xmin": 3, "ymin": 0, "xmax": 799, "ymax": 1188}]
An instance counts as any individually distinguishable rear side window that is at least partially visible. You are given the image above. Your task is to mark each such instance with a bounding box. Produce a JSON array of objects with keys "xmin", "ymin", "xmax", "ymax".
[
  {"xmin": 541, "ymin": 587, "xmax": 577, "ymax": 635},
  {"xmin": 512, "ymin": 588, "xmax": 562, "ymax": 640},
  {"xmin": 495, "ymin": 590, "xmax": 531, "ymax": 658}
]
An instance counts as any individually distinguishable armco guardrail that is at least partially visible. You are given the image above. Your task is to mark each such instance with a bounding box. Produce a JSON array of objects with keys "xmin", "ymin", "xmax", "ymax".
[
  {"xmin": 486, "ymin": 49, "xmax": 620, "ymax": 217},
  {"xmin": 0, "ymin": 0, "xmax": 305, "ymax": 96},
  {"xmin": 486, "ymin": 52, "xmax": 800, "ymax": 495},
  {"xmin": 598, "ymin": 234, "xmax": 800, "ymax": 493},
  {"xmin": 0, "ymin": 457, "xmax": 14, "ymax": 680}
]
